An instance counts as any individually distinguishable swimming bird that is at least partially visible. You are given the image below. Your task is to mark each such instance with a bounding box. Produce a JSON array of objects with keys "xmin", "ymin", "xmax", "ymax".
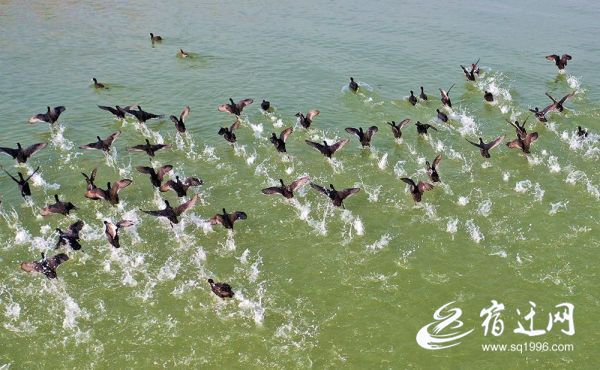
[
  {"xmin": 546, "ymin": 54, "xmax": 572, "ymax": 70},
  {"xmin": 209, "ymin": 208, "xmax": 247, "ymax": 229},
  {"xmin": 55, "ymin": 220, "xmax": 84, "ymax": 251},
  {"xmin": 160, "ymin": 175, "xmax": 203, "ymax": 197},
  {"xmin": 3, "ymin": 166, "xmax": 39, "ymax": 198},
  {"xmin": 387, "ymin": 119, "xmax": 411, "ymax": 139},
  {"xmin": 142, "ymin": 194, "xmax": 199, "ymax": 224},
  {"xmin": 577, "ymin": 126, "xmax": 588, "ymax": 138},
  {"xmin": 92, "ymin": 78, "xmax": 106, "ymax": 89},
  {"xmin": 208, "ymin": 278, "xmax": 234, "ymax": 299},
  {"xmin": 349, "ymin": 77, "xmax": 359, "ymax": 92},
  {"xmin": 124, "ymin": 106, "xmax": 164, "ymax": 123},
  {"xmin": 310, "ymin": 182, "xmax": 360, "ymax": 208},
  {"xmin": 85, "ymin": 180, "xmax": 132, "ymax": 205},
  {"xmin": 419, "ymin": 86, "xmax": 428, "ymax": 100},
  {"xmin": 150, "ymin": 33, "xmax": 162, "ymax": 42},
  {"xmin": 79, "ymin": 131, "xmax": 120, "ymax": 152},
  {"xmin": 0, "ymin": 142, "xmax": 47, "ymax": 164},
  {"xmin": 345, "ymin": 126, "xmax": 378, "ymax": 147},
  {"xmin": 305, "ymin": 139, "xmax": 349, "ymax": 158},
  {"xmin": 218, "ymin": 120, "xmax": 241, "ymax": 143},
  {"xmin": 426, "ymin": 154, "xmax": 443, "ymax": 183},
  {"xmin": 41, "ymin": 194, "xmax": 76, "ymax": 216},
  {"xmin": 261, "ymin": 100, "xmax": 271, "ymax": 111},
  {"xmin": 104, "ymin": 220, "xmax": 135, "ymax": 248},
  {"xmin": 127, "ymin": 139, "xmax": 170, "ymax": 157},
  {"xmin": 507, "ymin": 132, "xmax": 539, "ymax": 154},
  {"xmin": 270, "ymin": 127, "xmax": 293, "ymax": 153},
  {"xmin": 261, "ymin": 176, "xmax": 310, "ymax": 199},
  {"xmin": 484, "ymin": 91, "xmax": 494, "ymax": 102},
  {"xmin": 178, "ymin": 49, "xmax": 189, "ymax": 58},
  {"xmin": 408, "ymin": 91, "xmax": 417, "ymax": 106},
  {"xmin": 415, "ymin": 121, "xmax": 437, "ymax": 135},
  {"xmin": 466, "ymin": 135, "xmax": 506, "ymax": 158},
  {"xmin": 436, "ymin": 109, "xmax": 449, "ymax": 123},
  {"xmin": 400, "ymin": 177, "xmax": 434, "ymax": 202},
  {"xmin": 545, "ymin": 91, "xmax": 575, "ymax": 112},
  {"xmin": 440, "ymin": 84, "xmax": 454, "ymax": 108},
  {"xmin": 28, "ymin": 106, "xmax": 66, "ymax": 124},
  {"xmin": 170, "ymin": 106, "xmax": 190, "ymax": 133},
  {"xmin": 218, "ymin": 98, "xmax": 254, "ymax": 116},
  {"xmin": 295, "ymin": 110, "xmax": 320, "ymax": 129},
  {"xmin": 81, "ymin": 168, "xmax": 97, "ymax": 191},
  {"xmin": 97, "ymin": 105, "xmax": 129, "ymax": 119},
  {"xmin": 136, "ymin": 164, "xmax": 173, "ymax": 188},
  {"xmin": 20, "ymin": 253, "xmax": 69, "ymax": 279}
]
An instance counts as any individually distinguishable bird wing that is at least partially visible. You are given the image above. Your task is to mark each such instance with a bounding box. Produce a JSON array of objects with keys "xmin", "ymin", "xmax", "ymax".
[
  {"xmin": 180, "ymin": 106, "xmax": 190, "ymax": 122},
  {"xmin": 329, "ymin": 139, "xmax": 349, "ymax": 154},
  {"xmin": 127, "ymin": 145, "xmax": 147, "ymax": 152},
  {"xmin": 466, "ymin": 139, "xmax": 482, "ymax": 149},
  {"xmin": 401, "ymin": 177, "xmax": 416, "ymax": 187},
  {"xmin": 151, "ymin": 144, "xmax": 170, "ymax": 152},
  {"xmin": 184, "ymin": 177, "xmax": 202, "ymax": 186},
  {"xmin": 425, "ymin": 124, "xmax": 438, "ymax": 131},
  {"xmin": 136, "ymin": 166, "xmax": 154, "ymax": 175},
  {"xmin": 104, "ymin": 131, "xmax": 121, "ymax": 146},
  {"xmin": 289, "ymin": 176, "xmax": 310, "ymax": 191},
  {"xmin": 80, "ymin": 140, "xmax": 103, "ymax": 150},
  {"xmin": 235, "ymin": 99, "xmax": 254, "ymax": 111},
  {"xmin": 174, "ymin": 194, "xmax": 199, "ymax": 216},
  {"xmin": 305, "ymin": 140, "xmax": 326, "ymax": 154},
  {"xmin": 23, "ymin": 143, "xmax": 47, "ymax": 157},
  {"xmin": 545, "ymin": 92, "xmax": 557, "ymax": 103},
  {"xmin": 48, "ymin": 253, "xmax": 69, "ymax": 270},
  {"xmin": 230, "ymin": 119, "xmax": 241, "ymax": 131},
  {"xmin": 306, "ymin": 109, "xmax": 320, "ymax": 121},
  {"xmin": 365, "ymin": 126, "xmax": 379, "ymax": 140},
  {"xmin": 261, "ymin": 186, "xmax": 285, "ymax": 195},
  {"xmin": 229, "ymin": 211, "xmax": 247, "ymax": 224},
  {"xmin": 116, "ymin": 220, "xmax": 135, "ymax": 228},
  {"xmin": 159, "ymin": 180, "xmax": 175, "ymax": 192},
  {"xmin": 209, "ymin": 214, "xmax": 225, "ymax": 225},
  {"xmin": 561, "ymin": 54, "xmax": 572, "ymax": 62},
  {"xmin": 217, "ymin": 104, "xmax": 234, "ymax": 114},
  {"xmin": 310, "ymin": 182, "xmax": 328, "ymax": 195},
  {"xmin": 525, "ymin": 132, "xmax": 539, "ymax": 145},
  {"xmin": 398, "ymin": 118, "xmax": 412, "ymax": 129},
  {"xmin": 158, "ymin": 165, "xmax": 173, "ymax": 179},
  {"xmin": 417, "ymin": 182, "xmax": 434, "ymax": 192},
  {"xmin": 484, "ymin": 135, "xmax": 506, "ymax": 151},
  {"xmin": 558, "ymin": 91, "xmax": 575, "ymax": 105},
  {"xmin": 85, "ymin": 188, "xmax": 107, "ymax": 200},
  {"xmin": 338, "ymin": 187, "xmax": 360, "ymax": 200},
  {"xmin": 507, "ymin": 138, "xmax": 524, "ymax": 150},
  {"xmin": 98, "ymin": 105, "xmax": 119, "ymax": 115},
  {"xmin": 112, "ymin": 179, "xmax": 132, "ymax": 195},
  {"xmin": 540, "ymin": 102, "xmax": 558, "ymax": 115},
  {"xmin": 0, "ymin": 147, "xmax": 19, "ymax": 158},
  {"xmin": 432, "ymin": 154, "xmax": 443, "ymax": 168},
  {"xmin": 67, "ymin": 220, "xmax": 85, "ymax": 236},
  {"xmin": 279, "ymin": 127, "xmax": 293, "ymax": 142},
  {"xmin": 545, "ymin": 55, "xmax": 559, "ymax": 61}
]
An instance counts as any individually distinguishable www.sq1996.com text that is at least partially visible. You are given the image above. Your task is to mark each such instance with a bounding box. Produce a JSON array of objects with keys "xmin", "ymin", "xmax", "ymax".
[{"xmin": 481, "ymin": 342, "xmax": 574, "ymax": 353}]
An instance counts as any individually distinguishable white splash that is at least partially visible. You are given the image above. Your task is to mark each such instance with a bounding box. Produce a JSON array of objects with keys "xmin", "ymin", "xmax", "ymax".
[{"xmin": 365, "ymin": 234, "xmax": 392, "ymax": 251}]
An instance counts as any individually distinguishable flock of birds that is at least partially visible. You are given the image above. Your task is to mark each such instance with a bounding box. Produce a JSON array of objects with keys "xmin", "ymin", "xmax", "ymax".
[{"xmin": 0, "ymin": 32, "xmax": 591, "ymax": 300}]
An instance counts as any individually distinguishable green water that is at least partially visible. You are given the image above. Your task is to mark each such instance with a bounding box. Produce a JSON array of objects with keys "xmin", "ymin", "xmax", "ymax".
[{"xmin": 0, "ymin": 0, "xmax": 598, "ymax": 368}]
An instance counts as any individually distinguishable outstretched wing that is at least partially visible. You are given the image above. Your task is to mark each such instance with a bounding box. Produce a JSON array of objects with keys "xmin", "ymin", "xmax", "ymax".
[
  {"xmin": 310, "ymin": 182, "xmax": 328, "ymax": 195},
  {"xmin": 329, "ymin": 139, "xmax": 349, "ymax": 154},
  {"xmin": 180, "ymin": 106, "xmax": 190, "ymax": 122},
  {"xmin": 230, "ymin": 119, "xmax": 241, "ymax": 131},
  {"xmin": 558, "ymin": 91, "xmax": 575, "ymax": 105},
  {"xmin": 184, "ymin": 177, "xmax": 202, "ymax": 186},
  {"xmin": 466, "ymin": 139, "xmax": 482, "ymax": 149},
  {"xmin": 159, "ymin": 180, "xmax": 175, "ymax": 192},
  {"xmin": 365, "ymin": 126, "xmax": 379, "ymax": 140},
  {"xmin": 136, "ymin": 166, "xmax": 154, "ymax": 175},
  {"xmin": 98, "ymin": 105, "xmax": 119, "ymax": 115},
  {"xmin": 80, "ymin": 140, "xmax": 103, "ymax": 150},
  {"xmin": 235, "ymin": 99, "xmax": 254, "ymax": 112},
  {"xmin": 345, "ymin": 127, "xmax": 360, "ymax": 136},
  {"xmin": 507, "ymin": 139, "xmax": 524, "ymax": 150},
  {"xmin": 261, "ymin": 186, "xmax": 284, "ymax": 195},
  {"xmin": 305, "ymin": 140, "xmax": 326, "ymax": 154},
  {"xmin": 561, "ymin": 54, "xmax": 572, "ymax": 62},
  {"xmin": 229, "ymin": 211, "xmax": 247, "ymax": 224},
  {"xmin": 116, "ymin": 220, "xmax": 135, "ymax": 228},
  {"xmin": 525, "ymin": 132, "xmax": 539, "ymax": 145},
  {"xmin": 128, "ymin": 145, "xmax": 148, "ymax": 152},
  {"xmin": 104, "ymin": 131, "xmax": 121, "ymax": 146},
  {"xmin": 174, "ymin": 194, "xmax": 199, "ymax": 216},
  {"xmin": 0, "ymin": 147, "xmax": 19, "ymax": 158},
  {"xmin": 289, "ymin": 176, "xmax": 310, "ymax": 191},
  {"xmin": 48, "ymin": 253, "xmax": 69, "ymax": 270},
  {"xmin": 400, "ymin": 177, "xmax": 416, "ymax": 187},
  {"xmin": 111, "ymin": 180, "xmax": 132, "ymax": 197},
  {"xmin": 23, "ymin": 143, "xmax": 47, "ymax": 157},
  {"xmin": 398, "ymin": 118, "xmax": 412, "ymax": 129},
  {"xmin": 279, "ymin": 127, "xmax": 293, "ymax": 142},
  {"xmin": 218, "ymin": 104, "xmax": 234, "ymax": 114},
  {"xmin": 209, "ymin": 214, "xmax": 225, "ymax": 225},
  {"xmin": 67, "ymin": 220, "xmax": 85, "ymax": 236},
  {"xmin": 417, "ymin": 182, "xmax": 434, "ymax": 192},
  {"xmin": 338, "ymin": 187, "xmax": 360, "ymax": 200},
  {"xmin": 545, "ymin": 54, "xmax": 559, "ymax": 61},
  {"xmin": 484, "ymin": 135, "xmax": 506, "ymax": 151},
  {"xmin": 432, "ymin": 154, "xmax": 443, "ymax": 169},
  {"xmin": 306, "ymin": 110, "xmax": 320, "ymax": 121}
]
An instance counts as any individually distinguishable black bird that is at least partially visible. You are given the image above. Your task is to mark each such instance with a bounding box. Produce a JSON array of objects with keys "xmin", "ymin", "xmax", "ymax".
[
  {"xmin": 401, "ymin": 177, "xmax": 434, "ymax": 202},
  {"xmin": 41, "ymin": 194, "xmax": 76, "ymax": 216},
  {"xmin": 440, "ymin": 84, "xmax": 454, "ymax": 108},
  {"xmin": 29, "ymin": 106, "xmax": 66, "ymax": 124},
  {"xmin": 20, "ymin": 253, "xmax": 69, "ymax": 279},
  {"xmin": 208, "ymin": 279, "xmax": 234, "ymax": 299},
  {"xmin": 79, "ymin": 131, "xmax": 121, "ymax": 152},
  {"xmin": 0, "ymin": 142, "xmax": 47, "ymax": 164},
  {"xmin": 345, "ymin": 126, "xmax": 378, "ymax": 147},
  {"xmin": 261, "ymin": 100, "xmax": 271, "ymax": 111},
  {"xmin": 466, "ymin": 135, "xmax": 506, "ymax": 158},
  {"xmin": 3, "ymin": 166, "xmax": 39, "ymax": 197},
  {"xmin": 178, "ymin": 49, "xmax": 189, "ymax": 58},
  {"xmin": 261, "ymin": 176, "xmax": 310, "ymax": 199},
  {"xmin": 484, "ymin": 91, "xmax": 494, "ymax": 102},
  {"xmin": 104, "ymin": 220, "xmax": 135, "ymax": 248},
  {"xmin": 436, "ymin": 109, "xmax": 449, "ymax": 123},
  {"xmin": 387, "ymin": 119, "xmax": 411, "ymax": 139},
  {"xmin": 98, "ymin": 105, "xmax": 129, "ymax": 119},
  {"xmin": 84, "ymin": 180, "xmax": 132, "ymax": 205},
  {"xmin": 218, "ymin": 120, "xmax": 241, "ymax": 143},
  {"xmin": 461, "ymin": 64, "xmax": 477, "ymax": 81},
  {"xmin": 143, "ymin": 194, "xmax": 199, "ymax": 224},
  {"xmin": 150, "ymin": 33, "xmax": 162, "ymax": 42},
  {"xmin": 577, "ymin": 126, "xmax": 588, "ymax": 138},
  {"xmin": 419, "ymin": 86, "xmax": 428, "ymax": 100},
  {"xmin": 81, "ymin": 168, "xmax": 97, "ymax": 191},
  {"xmin": 127, "ymin": 139, "xmax": 170, "ymax": 157},
  {"xmin": 506, "ymin": 117, "xmax": 529, "ymax": 138},
  {"xmin": 305, "ymin": 139, "xmax": 349, "ymax": 158},
  {"xmin": 507, "ymin": 132, "xmax": 539, "ymax": 154},
  {"xmin": 160, "ymin": 175, "xmax": 203, "ymax": 197},
  {"xmin": 546, "ymin": 54, "xmax": 572, "ymax": 70},
  {"xmin": 270, "ymin": 127, "xmax": 293, "ymax": 153},
  {"xmin": 415, "ymin": 121, "xmax": 437, "ymax": 135},
  {"xmin": 426, "ymin": 154, "xmax": 443, "ymax": 183},
  {"xmin": 408, "ymin": 91, "xmax": 418, "ymax": 106},
  {"xmin": 545, "ymin": 92, "xmax": 575, "ymax": 112},
  {"xmin": 92, "ymin": 78, "xmax": 106, "ymax": 89},
  {"xmin": 55, "ymin": 220, "xmax": 84, "ymax": 251},
  {"xmin": 209, "ymin": 208, "xmax": 247, "ymax": 229},
  {"xmin": 169, "ymin": 106, "xmax": 190, "ymax": 133},
  {"xmin": 310, "ymin": 182, "xmax": 360, "ymax": 208},
  {"xmin": 136, "ymin": 165, "xmax": 173, "ymax": 188},
  {"xmin": 218, "ymin": 98, "xmax": 254, "ymax": 116},
  {"xmin": 349, "ymin": 77, "xmax": 359, "ymax": 92},
  {"xmin": 529, "ymin": 104, "xmax": 554, "ymax": 123},
  {"xmin": 124, "ymin": 106, "xmax": 164, "ymax": 123},
  {"xmin": 295, "ymin": 110, "xmax": 320, "ymax": 129}
]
